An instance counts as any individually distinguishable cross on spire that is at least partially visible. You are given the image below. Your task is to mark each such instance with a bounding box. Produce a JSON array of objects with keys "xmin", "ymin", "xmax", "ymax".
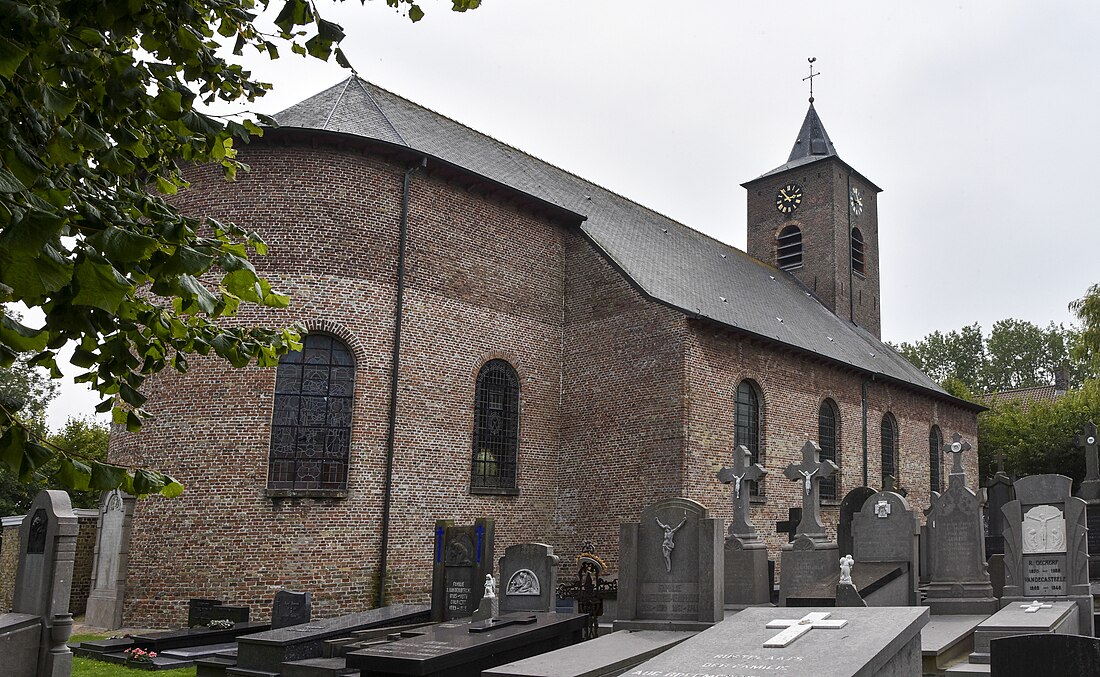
[
  {"xmin": 1075, "ymin": 421, "xmax": 1100, "ymax": 500},
  {"xmin": 783, "ymin": 441, "xmax": 839, "ymax": 539},
  {"xmin": 718, "ymin": 445, "xmax": 767, "ymax": 540},
  {"xmin": 803, "ymin": 57, "xmax": 821, "ymax": 103}
]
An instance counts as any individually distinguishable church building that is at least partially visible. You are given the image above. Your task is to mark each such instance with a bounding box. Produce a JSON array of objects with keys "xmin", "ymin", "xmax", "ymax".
[{"xmin": 109, "ymin": 77, "xmax": 981, "ymax": 626}]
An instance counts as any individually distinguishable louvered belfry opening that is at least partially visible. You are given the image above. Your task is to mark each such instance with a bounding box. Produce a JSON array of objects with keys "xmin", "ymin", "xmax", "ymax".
[
  {"xmin": 777, "ymin": 225, "xmax": 803, "ymax": 270},
  {"xmin": 851, "ymin": 227, "xmax": 866, "ymax": 276},
  {"xmin": 471, "ymin": 359, "xmax": 520, "ymax": 490},
  {"xmin": 269, "ymin": 334, "xmax": 354, "ymax": 490}
]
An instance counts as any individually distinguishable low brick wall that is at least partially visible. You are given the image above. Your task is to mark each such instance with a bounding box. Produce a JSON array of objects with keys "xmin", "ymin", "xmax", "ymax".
[{"xmin": 0, "ymin": 509, "xmax": 99, "ymax": 614}]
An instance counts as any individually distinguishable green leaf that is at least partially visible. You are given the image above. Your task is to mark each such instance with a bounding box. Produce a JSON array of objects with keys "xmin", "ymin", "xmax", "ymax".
[
  {"xmin": 20, "ymin": 442, "xmax": 52, "ymax": 480},
  {"xmin": 409, "ymin": 5, "xmax": 425, "ymax": 21},
  {"xmin": 87, "ymin": 226, "xmax": 159, "ymax": 262},
  {"xmin": 0, "ymin": 35, "xmax": 29, "ymax": 79},
  {"xmin": 0, "ymin": 207, "xmax": 66, "ymax": 253},
  {"xmin": 89, "ymin": 461, "xmax": 127, "ymax": 490},
  {"xmin": 0, "ymin": 313, "xmax": 48, "ymax": 353},
  {"xmin": 177, "ymin": 274, "xmax": 218, "ymax": 314},
  {"xmin": 133, "ymin": 469, "xmax": 165, "ymax": 495},
  {"xmin": 42, "ymin": 86, "xmax": 77, "ymax": 116},
  {"xmin": 58, "ymin": 458, "xmax": 92, "ymax": 491},
  {"xmin": 0, "ymin": 166, "xmax": 26, "ymax": 192},
  {"xmin": 161, "ymin": 477, "xmax": 185, "ymax": 498},
  {"xmin": 0, "ymin": 426, "xmax": 27, "ymax": 472},
  {"xmin": 118, "ymin": 382, "xmax": 147, "ymax": 409},
  {"xmin": 73, "ymin": 257, "xmax": 133, "ymax": 313}
]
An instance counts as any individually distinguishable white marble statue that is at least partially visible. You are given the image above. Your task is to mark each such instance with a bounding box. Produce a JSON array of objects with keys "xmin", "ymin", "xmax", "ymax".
[
  {"xmin": 484, "ymin": 573, "xmax": 497, "ymax": 598},
  {"xmin": 839, "ymin": 554, "xmax": 854, "ymax": 585}
]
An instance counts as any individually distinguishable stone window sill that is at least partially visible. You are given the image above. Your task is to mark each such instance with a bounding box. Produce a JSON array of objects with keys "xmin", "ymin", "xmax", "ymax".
[
  {"xmin": 470, "ymin": 486, "xmax": 520, "ymax": 497},
  {"xmin": 265, "ymin": 488, "xmax": 349, "ymax": 499}
]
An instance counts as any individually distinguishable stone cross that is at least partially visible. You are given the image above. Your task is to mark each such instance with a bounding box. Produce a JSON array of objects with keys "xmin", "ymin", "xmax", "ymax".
[
  {"xmin": 783, "ymin": 441, "xmax": 839, "ymax": 538},
  {"xmin": 1020, "ymin": 600, "xmax": 1054, "ymax": 613},
  {"xmin": 776, "ymin": 508, "xmax": 802, "ymax": 543},
  {"xmin": 993, "ymin": 449, "xmax": 1008, "ymax": 476},
  {"xmin": 764, "ymin": 611, "xmax": 848, "ymax": 648},
  {"xmin": 1075, "ymin": 422, "xmax": 1100, "ymax": 500},
  {"xmin": 943, "ymin": 433, "xmax": 972, "ymax": 487},
  {"xmin": 717, "ymin": 445, "xmax": 767, "ymax": 539}
]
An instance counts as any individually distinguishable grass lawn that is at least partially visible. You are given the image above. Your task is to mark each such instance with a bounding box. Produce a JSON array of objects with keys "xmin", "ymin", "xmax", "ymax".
[{"xmin": 70, "ymin": 634, "xmax": 196, "ymax": 677}]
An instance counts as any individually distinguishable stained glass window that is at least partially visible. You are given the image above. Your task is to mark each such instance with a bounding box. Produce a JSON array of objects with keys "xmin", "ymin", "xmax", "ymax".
[
  {"xmin": 736, "ymin": 380, "xmax": 763, "ymax": 496},
  {"xmin": 881, "ymin": 412, "xmax": 898, "ymax": 487},
  {"xmin": 818, "ymin": 399, "xmax": 839, "ymax": 501},
  {"xmin": 471, "ymin": 360, "xmax": 520, "ymax": 490}
]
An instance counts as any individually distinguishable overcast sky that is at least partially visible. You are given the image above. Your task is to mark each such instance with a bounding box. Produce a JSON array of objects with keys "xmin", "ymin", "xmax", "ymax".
[{"xmin": 46, "ymin": 0, "xmax": 1100, "ymax": 426}]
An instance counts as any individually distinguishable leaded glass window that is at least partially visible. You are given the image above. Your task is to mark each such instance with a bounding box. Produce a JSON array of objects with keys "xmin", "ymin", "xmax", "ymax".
[
  {"xmin": 777, "ymin": 225, "xmax": 803, "ymax": 270},
  {"xmin": 881, "ymin": 412, "xmax": 898, "ymax": 487},
  {"xmin": 929, "ymin": 425, "xmax": 943, "ymax": 493},
  {"xmin": 269, "ymin": 334, "xmax": 354, "ymax": 490},
  {"xmin": 471, "ymin": 360, "xmax": 520, "ymax": 491},
  {"xmin": 818, "ymin": 399, "xmax": 839, "ymax": 501},
  {"xmin": 736, "ymin": 380, "xmax": 763, "ymax": 496}
]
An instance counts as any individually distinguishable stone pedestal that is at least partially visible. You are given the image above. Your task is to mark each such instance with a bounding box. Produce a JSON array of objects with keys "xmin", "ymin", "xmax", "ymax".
[
  {"xmin": 779, "ymin": 535, "xmax": 839, "ymax": 606},
  {"xmin": 723, "ymin": 538, "xmax": 770, "ymax": 607}
]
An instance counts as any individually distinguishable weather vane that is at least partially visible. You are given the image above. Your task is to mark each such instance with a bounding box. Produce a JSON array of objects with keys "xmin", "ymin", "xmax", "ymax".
[{"xmin": 804, "ymin": 57, "xmax": 820, "ymax": 103}]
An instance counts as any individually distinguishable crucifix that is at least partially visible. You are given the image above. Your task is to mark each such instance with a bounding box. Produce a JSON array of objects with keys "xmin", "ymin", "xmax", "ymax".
[
  {"xmin": 783, "ymin": 440, "xmax": 839, "ymax": 539},
  {"xmin": 717, "ymin": 445, "xmax": 767, "ymax": 539},
  {"xmin": 993, "ymin": 449, "xmax": 1008, "ymax": 476},
  {"xmin": 1074, "ymin": 422, "xmax": 1100, "ymax": 500},
  {"xmin": 942, "ymin": 432, "xmax": 972, "ymax": 488},
  {"xmin": 1019, "ymin": 600, "xmax": 1054, "ymax": 614},
  {"xmin": 764, "ymin": 611, "xmax": 848, "ymax": 648},
  {"xmin": 803, "ymin": 57, "xmax": 820, "ymax": 103}
]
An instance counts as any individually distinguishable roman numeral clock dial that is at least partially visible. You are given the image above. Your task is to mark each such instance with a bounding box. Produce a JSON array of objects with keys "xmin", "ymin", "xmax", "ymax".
[{"xmin": 775, "ymin": 183, "xmax": 803, "ymax": 214}]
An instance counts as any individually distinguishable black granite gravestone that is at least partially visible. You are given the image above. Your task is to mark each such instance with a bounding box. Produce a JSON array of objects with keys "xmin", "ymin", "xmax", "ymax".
[
  {"xmin": 990, "ymin": 632, "xmax": 1100, "ymax": 676},
  {"xmin": 431, "ymin": 518, "xmax": 496, "ymax": 622},
  {"xmin": 983, "ymin": 450, "xmax": 1015, "ymax": 558},
  {"xmin": 187, "ymin": 599, "xmax": 224, "ymax": 627},
  {"xmin": 271, "ymin": 590, "xmax": 312, "ymax": 629},
  {"xmin": 837, "ymin": 486, "xmax": 876, "ymax": 557}
]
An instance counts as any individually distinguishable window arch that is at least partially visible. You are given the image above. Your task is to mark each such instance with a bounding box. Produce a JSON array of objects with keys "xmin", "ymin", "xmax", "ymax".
[
  {"xmin": 776, "ymin": 225, "xmax": 803, "ymax": 270},
  {"xmin": 735, "ymin": 380, "xmax": 764, "ymax": 496},
  {"xmin": 818, "ymin": 399, "xmax": 839, "ymax": 501},
  {"xmin": 471, "ymin": 359, "xmax": 520, "ymax": 491},
  {"xmin": 269, "ymin": 333, "xmax": 354, "ymax": 490},
  {"xmin": 851, "ymin": 228, "xmax": 866, "ymax": 276},
  {"xmin": 929, "ymin": 425, "xmax": 943, "ymax": 493},
  {"xmin": 881, "ymin": 412, "xmax": 898, "ymax": 487}
]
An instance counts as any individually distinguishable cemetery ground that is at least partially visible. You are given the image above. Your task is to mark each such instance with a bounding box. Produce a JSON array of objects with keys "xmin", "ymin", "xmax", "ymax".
[{"xmin": 70, "ymin": 632, "xmax": 196, "ymax": 677}]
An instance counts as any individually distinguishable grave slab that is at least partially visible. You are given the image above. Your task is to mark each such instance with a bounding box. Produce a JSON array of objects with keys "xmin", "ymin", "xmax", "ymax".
[
  {"xmin": 346, "ymin": 611, "xmax": 587, "ymax": 677},
  {"xmin": 130, "ymin": 621, "xmax": 270, "ymax": 652},
  {"xmin": 968, "ymin": 599, "xmax": 1078, "ymax": 664},
  {"xmin": 624, "ymin": 606, "xmax": 929, "ymax": 677},
  {"xmin": 920, "ymin": 614, "xmax": 985, "ymax": 674},
  {"xmin": 990, "ymin": 631, "xmax": 1100, "ymax": 676},
  {"xmin": 483, "ymin": 629, "xmax": 696, "ymax": 677}
]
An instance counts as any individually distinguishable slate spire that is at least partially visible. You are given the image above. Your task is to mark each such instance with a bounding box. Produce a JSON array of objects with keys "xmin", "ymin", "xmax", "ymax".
[{"xmin": 787, "ymin": 103, "xmax": 837, "ymax": 162}]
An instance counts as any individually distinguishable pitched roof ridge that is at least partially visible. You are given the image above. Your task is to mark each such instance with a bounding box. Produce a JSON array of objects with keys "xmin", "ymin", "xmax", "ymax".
[{"xmin": 354, "ymin": 77, "xmax": 409, "ymax": 147}]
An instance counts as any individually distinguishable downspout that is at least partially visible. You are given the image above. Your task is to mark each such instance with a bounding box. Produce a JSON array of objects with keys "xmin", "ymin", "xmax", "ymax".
[
  {"xmin": 379, "ymin": 157, "xmax": 427, "ymax": 608},
  {"xmin": 861, "ymin": 377, "xmax": 869, "ymax": 487}
]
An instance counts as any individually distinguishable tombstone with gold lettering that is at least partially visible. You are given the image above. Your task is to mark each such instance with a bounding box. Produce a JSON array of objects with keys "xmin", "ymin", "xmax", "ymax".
[{"xmin": 1001, "ymin": 473, "xmax": 1093, "ymax": 635}]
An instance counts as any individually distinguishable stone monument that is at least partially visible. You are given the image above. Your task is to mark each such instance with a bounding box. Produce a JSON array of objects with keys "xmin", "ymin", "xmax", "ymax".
[
  {"xmin": 615, "ymin": 497, "xmax": 723, "ymax": 630},
  {"xmin": 84, "ymin": 489, "xmax": 134, "ymax": 630},
  {"xmin": 430, "ymin": 517, "xmax": 495, "ymax": 622},
  {"xmin": 270, "ymin": 589, "xmax": 312, "ymax": 629},
  {"xmin": 778, "ymin": 441, "xmax": 839, "ymax": 606},
  {"xmin": 924, "ymin": 433, "xmax": 998, "ymax": 615},
  {"xmin": 1001, "ymin": 473, "xmax": 1093, "ymax": 634},
  {"xmin": 498, "ymin": 542, "xmax": 560, "ymax": 614},
  {"xmin": 837, "ymin": 486, "xmax": 876, "ymax": 557},
  {"xmin": 716, "ymin": 445, "xmax": 770, "ymax": 606},
  {"xmin": 0, "ymin": 490, "xmax": 79, "ymax": 677},
  {"xmin": 851, "ymin": 485, "xmax": 920, "ymax": 605},
  {"xmin": 983, "ymin": 449, "xmax": 1014, "ymax": 559}
]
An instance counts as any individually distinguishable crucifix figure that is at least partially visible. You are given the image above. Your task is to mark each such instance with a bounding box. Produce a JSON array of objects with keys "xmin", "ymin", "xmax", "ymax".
[
  {"xmin": 764, "ymin": 611, "xmax": 848, "ymax": 648},
  {"xmin": 942, "ymin": 432, "xmax": 972, "ymax": 488},
  {"xmin": 1020, "ymin": 600, "xmax": 1054, "ymax": 614},
  {"xmin": 1074, "ymin": 421, "xmax": 1100, "ymax": 499},
  {"xmin": 655, "ymin": 513, "xmax": 687, "ymax": 573},
  {"xmin": 783, "ymin": 440, "xmax": 839, "ymax": 539},
  {"xmin": 717, "ymin": 445, "xmax": 767, "ymax": 539}
]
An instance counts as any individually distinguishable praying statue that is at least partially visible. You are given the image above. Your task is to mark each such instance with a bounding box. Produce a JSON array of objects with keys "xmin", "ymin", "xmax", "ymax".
[{"xmin": 839, "ymin": 555, "xmax": 854, "ymax": 585}]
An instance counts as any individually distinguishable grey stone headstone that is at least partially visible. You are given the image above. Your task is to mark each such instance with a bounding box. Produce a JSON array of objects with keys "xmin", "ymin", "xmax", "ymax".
[
  {"xmin": 430, "ymin": 518, "xmax": 495, "ymax": 622},
  {"xmin": 271, "ymin": 590, "xmax": 312, "ymax": 629},
  {"xmin": 84, "ymin": 490, "xmax": 134, "ymax": 630},
  {"xmin": 498, "ymin": 543, "xmax": 559, "ymax": 614},
  {"xmin": 616, "ymin": 497, "xmax": 723, "ymax": 631},
  {"xmin": 778, "ymin": 534, "xmax": 838, "ymax": 606},
  {"xmin": 717, "ymin": 447, "xmax": 769, "ymax": 606},
  {"xmin": 852, "ymin": 489, "xmax": 920, "ymax": 605},
  {"xmin": 837, "ymin": 486, "xmax": 876, "ymax": 557},
  {"xmin": 984, "ymin": 471, "xmax": 1014, "ymax": 557},
  {"xmin": 11, "ymin": 490, "xmax": 79, "ymax": 677},
  {"xmin": 1001, "ymin": 473, "xmax": 1093, "ymax": 635}
]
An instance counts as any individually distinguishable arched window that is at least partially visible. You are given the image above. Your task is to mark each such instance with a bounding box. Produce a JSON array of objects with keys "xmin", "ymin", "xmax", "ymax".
[
  {"xmin": 881, "ymin": 412, "xmax": 898, "ymax": 487},
  {"xmin": 851, "ymin": 228, "xmax": 866, "ymax": 276},
  {"xmin": 735, "ymin": 380, "xmax": 763, "ymax": 496},
  {"xmin": 818, "ymin": 399, "xmax": 839, "ymax": 501},
  {"xmin": 471, "ymin": 360, "xmax": 520, "ymax": 491},
  {"xmin": 776, "ymin": 225, "xmax": 803, "ymax": 270},
  {"xmin": 269, "ymin": 334, "xmax": 354, "ymax": 490},
  {"xmin": 929, "ymin": 425, "xmax": 943, "ymax": 493}
]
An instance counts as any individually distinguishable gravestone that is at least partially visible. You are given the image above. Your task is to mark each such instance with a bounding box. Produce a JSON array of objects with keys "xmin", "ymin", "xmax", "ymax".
[
  {"xmin": 84, "ymin": 489, "xmax": 134, "ymax": 630},
  {"xmin": 964, "ymin": 599, "xmax": 1079, "ymax": 666},
  {"xmin": 1001, "ymin": 473, "xmax": 1094, "ymax": 634},
  {"xmin": 851, "ymin": 487, "xmax": 920, "ymax": 605},
  {"xmin": 778, "ymin": 441, "xmax": 840, "ymax": 606},
  {"xmin": 2, "ymin": 490, "xmax": 79, "ymax": 677},
  {"xmin": 837, "ymin": 486, "xmax": 876, "ymax": 557},
  {"xmin": 271, "ymin": 590, "xmax": 312, "ymax": 629},
  {"xmin": 556, "ymin": 543, "xmax": 618, "ymax": 640},
  {"xmin": 624, "ymin": 606, "xmax": 929, "ymax": 677},
  {"xmin": 716, "ymin": 445, "xmax": 770, "ymax": 606},
  {"xmin": 431, "ymin": 517, "xmax": 495, "ymax": 622},
  {"xmin": 990, "ymin": 632, "xmax": 1100, "ymax": 677},
  {"xmin": 924, "ymin": 433, "xmax": 998, "ymax": 615},
  {"xmin": 1073, "ymin": 422, "xmax": 1100, "ymax": 581},
  {"xmin": 498, "ymin": 543, "xmax": 560, "ymax": 614},
  {"xmin": 615, "ymin": 497, "xmax": 723, "ymax": 630},
  {"xmin": 187, "ymin": 599, "xmax": 249, "ymax": 627},
  {"xmin": 983, "ymin": 450, "xmax": 1015, "ymax": 558}
]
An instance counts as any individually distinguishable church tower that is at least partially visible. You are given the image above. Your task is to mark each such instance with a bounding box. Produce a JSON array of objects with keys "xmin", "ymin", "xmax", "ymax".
[{"xmin": 742, "ymin": 101, "xmax": 883, "ymax": 338}]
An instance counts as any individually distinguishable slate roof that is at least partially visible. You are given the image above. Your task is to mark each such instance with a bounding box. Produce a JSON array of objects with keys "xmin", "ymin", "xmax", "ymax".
[
  {"xmin": 273, "ymin": 77, "xmax": 977, "ymax": 409},
  {"xmin": 980, "ymin": 384, "xmax": 1066, "ymax": 407}
]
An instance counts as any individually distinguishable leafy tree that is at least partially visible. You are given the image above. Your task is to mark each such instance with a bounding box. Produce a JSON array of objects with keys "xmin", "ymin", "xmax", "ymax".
[
  {"xmin": 0, "ymin": 357, "xmax": 57, "ymax": 515},
  {"xmin": 0, "ymin": 0, "xmax": 477, "ymax": 498},
  {"xmin": 1070, "ymin": 283, "xmax": 1100, "ymax": 376}
]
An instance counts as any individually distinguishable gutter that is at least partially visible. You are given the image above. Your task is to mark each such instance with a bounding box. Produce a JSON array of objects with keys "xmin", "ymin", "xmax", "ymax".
[
  {"xmin": 861, "ymin": 377, "xmax": 870, "ymax": 486},
  {"xmin": 378, "ymin": 156, "xmax": 427, "ymax": 608}
]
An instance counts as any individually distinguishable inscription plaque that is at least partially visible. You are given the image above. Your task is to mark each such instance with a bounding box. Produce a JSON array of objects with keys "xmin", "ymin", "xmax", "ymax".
[{"xmin": 1023, "ymin": 554, "xmax": 1067, "ymax": 596}]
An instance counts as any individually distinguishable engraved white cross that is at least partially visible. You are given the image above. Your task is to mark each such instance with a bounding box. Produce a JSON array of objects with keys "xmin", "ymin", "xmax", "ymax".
[
  {"xmin": 763, "ymin": 611, "xmax": 848, "ymax": 647},
  {"xmin": 1020, "ymin": 600, "xmax": 1054, "ymax": 613}
]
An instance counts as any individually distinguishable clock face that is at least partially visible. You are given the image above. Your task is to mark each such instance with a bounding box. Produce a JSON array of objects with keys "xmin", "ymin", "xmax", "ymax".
[
  {"xmin": 850, "ymin": 187, "xmax": 864, "ymax": 216},
  {"xmin": 775, "ymin": 183, "xmax": 803, "ymax": 214}
]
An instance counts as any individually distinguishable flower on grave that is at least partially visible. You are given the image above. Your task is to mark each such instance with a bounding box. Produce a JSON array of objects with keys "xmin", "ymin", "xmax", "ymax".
[
  {"xmin": 207, "ymin": 618, "xmax": 235, "ymax": 630},
  {"xmin": 124, "ymin": 647, "xmax": 157, "ymax": 663}
]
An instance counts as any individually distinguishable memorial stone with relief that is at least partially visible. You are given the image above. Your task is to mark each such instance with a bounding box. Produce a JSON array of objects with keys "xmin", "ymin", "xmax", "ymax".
[{"xmin": 497, "ymin": 542, "xmax": 560, "ymax": 613}]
